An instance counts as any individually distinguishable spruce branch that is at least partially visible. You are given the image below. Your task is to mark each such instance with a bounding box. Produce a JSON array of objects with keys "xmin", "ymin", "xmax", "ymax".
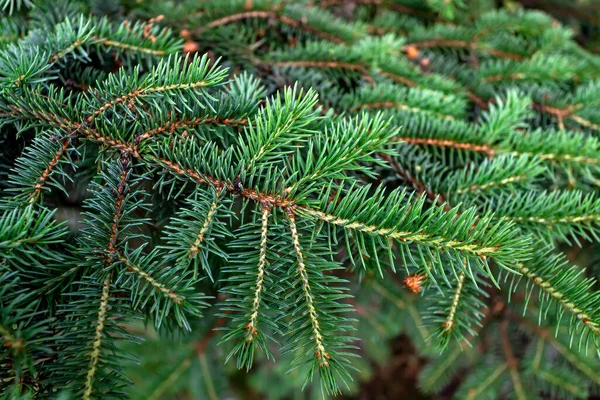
[
  {"xmin": 220, "ymin": 208, "xmax": 280, "ymax": 371},
  {"xmin": 517, "ymin": 314, "xmax": 600, "ymax": 386},
  {"xmin": 85, "ymin": 54, "xmax": 228, "ymax": 124},
  {"xmin": 159, "ymin": 189, "xmax": 233, "ymax": 280},
  {"xmin": 443, "ymin": 271, "xmax": 466, "ymax": 333},
  {"xmin": 204, "ymin": 11, "xmax": 347, "ymax": 44},
  {"xmin": 286, "ymin": 210, "xmax": 330, "ymax": 367},
  {"xmin": 491, "ymin": 191, "xmax": 600, "ymax": 243},
  {"xmin": 507, "ymin": 247, "xmax": 600, "ymax": 347},
  {"xmin": 3, "ymin": 3, "xmax": 600, "ymax": 396},
  {"xmin": 378, "ymin": 152, "xmax": 450, "ymax": 212},
  {"xmin": 303, "ymin": 183, "xmax": 531, "ymax": 278},
  {"xmin": 500, "ymin": 319, "xmax": 529, "ymax": 400},
  {"xmin": 82, "ymin": 276, "xmax": 112, "ymax": 400},
  {"xmin": 246, "ymin": 206, "xmax": 271, "ymax": 342}
]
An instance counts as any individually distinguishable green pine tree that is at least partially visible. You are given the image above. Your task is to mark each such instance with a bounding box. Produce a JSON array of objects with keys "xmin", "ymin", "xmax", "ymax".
[{"xmin": 1, "ymin": 0, "xmax": 600, "ymax": 399}]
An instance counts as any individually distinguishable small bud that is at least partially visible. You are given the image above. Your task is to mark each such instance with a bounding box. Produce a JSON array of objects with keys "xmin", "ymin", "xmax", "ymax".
[
  {"xmin": 180, "ymin": 29, "xmax": 191, "ymax": 39},
  {"xmin": 404, "ymin": 273, "xmax": 426, "ymax": 294},
  {"xmin": 183, "ymin": 41, "xmax": 199, "ymax": 54},
  {"xmin": 405, "ymin": 45, "xmax": 420, "ymax": 60}
]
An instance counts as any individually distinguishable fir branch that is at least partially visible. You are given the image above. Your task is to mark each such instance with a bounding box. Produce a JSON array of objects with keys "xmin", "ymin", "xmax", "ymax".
[
  {"xmin": 443, "ymin": 271, "xmax": 466, "ymax": 333},
  {"xmin": 83, "ymin": 276, "xmax": 111, "ymax": 400},
  {"xmin": 517, "ymin": 315, "xmax": 600, "ymax": 386},
  {"xmin": 286, "ymin": 210, "xmax": 330, "ymax": 366},
  {"xmin": 269, "ymin": 60, "xmax": 375, "ymax": 83},
  {"xmin": 509, "ymin": 247, "xmax": 600, "ymax": 346},
  {"xmin": 246, "ymin": 206, "xmax": 270, "ymax": 341},
  {"xmin": 395, "ymin": 137, "xmax": 496, "ymax": 156},
  {"xmin": 188, "ymin": 199, "xmax": 219, "ymax": 259},
  {"xmin": 30, "ymin": 136, "xmax": 71, "ymax": 202},
  {"xmin": 159, "ymin": 189, "xmax": 232, "ymax": 280},
  {"xmin": 404, "ymin": 39, "xmax": 524, "ymax": 60},
  {"xmin": 136, "ymin": 115, "xmax": 249, "ymax": 146},
  {"xmin": 353, "ymin": 100, "xmax": 456, "ymax": 119},
  {"xmin": 500, "ymin": 319, "xmax": 528, "ymax": 400},
  {"xmin": 118, "ymin": 256, "xmax": 184, "ymax": 305},
  {"xmin": 491, "ymin": 191, "xmax": 600, "ymax": 242},
  {"xmin": 204, "ymin": 11, "xmax": 347, "ymax": 44},
  {"xmin": 301, "ymin": 192, "xmax": 524, "ymax": 266},
  {"xmin": 464, "ymin": 363, "xmax": 508, "ymax": 400},
  {"xmin": 85, "ymin": 54, "xmax": 227, "ymax": 123},
  {"xmin": 99, "ymin": 39, "xmax": 166, "ymax": 56},
  {"xmin": 456, "ymin": 175, "xmax": 527, "ymax": 194},
  {"xmin": 379, "ymin": 152, "xmax": 450, "ymax": 211},
  {"xmin": 152, "ymin": 156, "xmax": 295, "ymax": 208}
]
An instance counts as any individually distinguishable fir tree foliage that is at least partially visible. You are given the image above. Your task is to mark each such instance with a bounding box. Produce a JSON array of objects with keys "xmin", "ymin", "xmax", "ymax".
[{"xmin": 1, "ymin": 0, "xmax": 600, "ymax": 399}]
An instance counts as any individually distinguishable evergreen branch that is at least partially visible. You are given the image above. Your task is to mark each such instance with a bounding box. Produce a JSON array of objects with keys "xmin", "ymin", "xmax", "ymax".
[
  {"xmin": 395, "ymin": 137, "xmax": 496, "ymax": 156},
  {"xmin": 379, "ymin": 152, "xmax": 450, "ymax": 211},
  {"xmin": 99, "ymin": 39, "xmax": 166, "ymax": 56},
  {"xmin": 443, "ymin": 271, "xmax": 465, "ymax": 333},
  {"xmin": 246, "ymin": 206, "xmax": 271, "ymax": 341},
  {"xmin": 136, "ymin": 115, "xmax": 249, "ymax": 146},
  {"xmin": 220, "ymin": 213, "xmax": 280, "ymax": 371},
  {"xmin": 353, "ymin": 100, "xmax": 456, "ymax": 119},
  {"xmin": 342, "ymin": 84, "xmax": 466, "ymax": 120},
  {"xmin": 509, "ymin": 247, "xmax": 600, "ymax": 346},
  {"xmin": 0, "ymin": 268, "xmax": 50, "ymax": 395},
  {"xmin": 93, "ymin": 16, "xmax": 182, "ymax": 58},
  {"xmin": 204, "ymin": 11, "xmax": 347, "ymax": 43},
  {"xmin": 517, "ymin": 316, "xmax": 600, "ymax": 386},
  {"xmin": 30, "ymin": 136, "xmax": 71, "ymax": 202},
  {"xmin": 419, "ymin": 305, "xmax": 496, "ymax": 394},
  {"xmin": 464, "ymin": 363, "xmax": 508, "ymax": 400},
  {"xmin": 424, "ymin": 268, "xmax": 490, "ymax": 348},
  {"xmin": 188, "ymin": 199, "xmax": 219, "ymax": 259},
  {"xmin": 287, "ymin": 112, "xmax": 398, "ymax": 195},
  {"xmin": 446, "ymin": 155, "xmax": 543, "ymax": 198},
  {"xmin": 456, "ymin": 175, "xmax": 527, "ymax": 194},
  {"xmin": 569, "ymin": 114, "xmax": 600, "ymax": 133},
  {"xmin": 159, "ymin": 190, "xmax": 232, "ymax": 280},
  {"xmin": 152, "ymin": 156, "xmax": 295, "ymax": 208},
  {"xmin": 281, "ymin": 214, "xmax": 357, "ymax": 395},
  {"xmin": 404, "ymin": 39, "xmax": 524, "ymax": 60},
  {"xmin": 239, "ymin": 84, "xmax": 320, "ymax": 170},
  {"xmin": 48, "ymin": 17, "xmax": 95, "ymax": 64},
  {"xmin": 108, "ymin": 157, "xmax": 130, "ymax": 256},
  {"xmin": 118, "ymin": 247, "xmax": 209, "ymax": 330},
  {"xmin": 536, "ymin": 369, "xmax": 588, "ymax": 398},
  {"xmin": 118, "ymin": 255, "xmax": 184, "ymax": 305},
  {"xmin": 500, "ymin": 319, "xmax": 527, "ymax": 400},
  {"xmin": 85, "ymin": 54, "xmax": 228, "ymax": 123},
  {"xmin": 147, "ymin": 357, "xmax": 192, "ymax": 400},
  {"xmin": 269, "ymin": 60, "xmax": 374, "ymax": 82},
  {"xmin": 1, "ymin": 88, "xmax": 136, "ymax": 154},
  {"xmin": 6, "ymin": 131, "xmax": 76, "ymax": 205},
  {"xmin": 286, "ymin": 210, "xmax": 330, "ymax": 366},
  {"xmin": 303, "ymin": 183, "xmax": 532, "ymax": 282},
  {"xmin": 491, "ymin": 191, "xmax": 600, "ymax": 242},
  {"xmin": 0, "ymin": 207, "xmax": 67, "ymax": 270},
  {"xmin": 303, "ymin": 207, "xmax": 499, "ymax": 257},
  {"xmin": 83, "ymin": 276, "xmax": 111, "ymax": 400}
]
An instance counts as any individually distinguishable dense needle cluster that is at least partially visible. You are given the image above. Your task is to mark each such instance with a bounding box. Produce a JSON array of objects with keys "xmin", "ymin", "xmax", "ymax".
[{"xmin": 1, "ymin": 0, "xmax": 600, "ymax": 398}]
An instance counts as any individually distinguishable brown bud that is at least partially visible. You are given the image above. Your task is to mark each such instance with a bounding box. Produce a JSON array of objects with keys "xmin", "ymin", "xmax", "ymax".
[
  {"xmin": 404, "ymin": 273, "xmax": 426, "ymax": 294},
  {"xmin": 180, "ymin": 29, "xmax": 191, "ymax": 39},
  {"xmin": 405, "ymin": 45, "xmax": 420, "ymax": 60},
  {"xmin": 183, "ymin": 41, "xmax": 199, "ymax": 54}
]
